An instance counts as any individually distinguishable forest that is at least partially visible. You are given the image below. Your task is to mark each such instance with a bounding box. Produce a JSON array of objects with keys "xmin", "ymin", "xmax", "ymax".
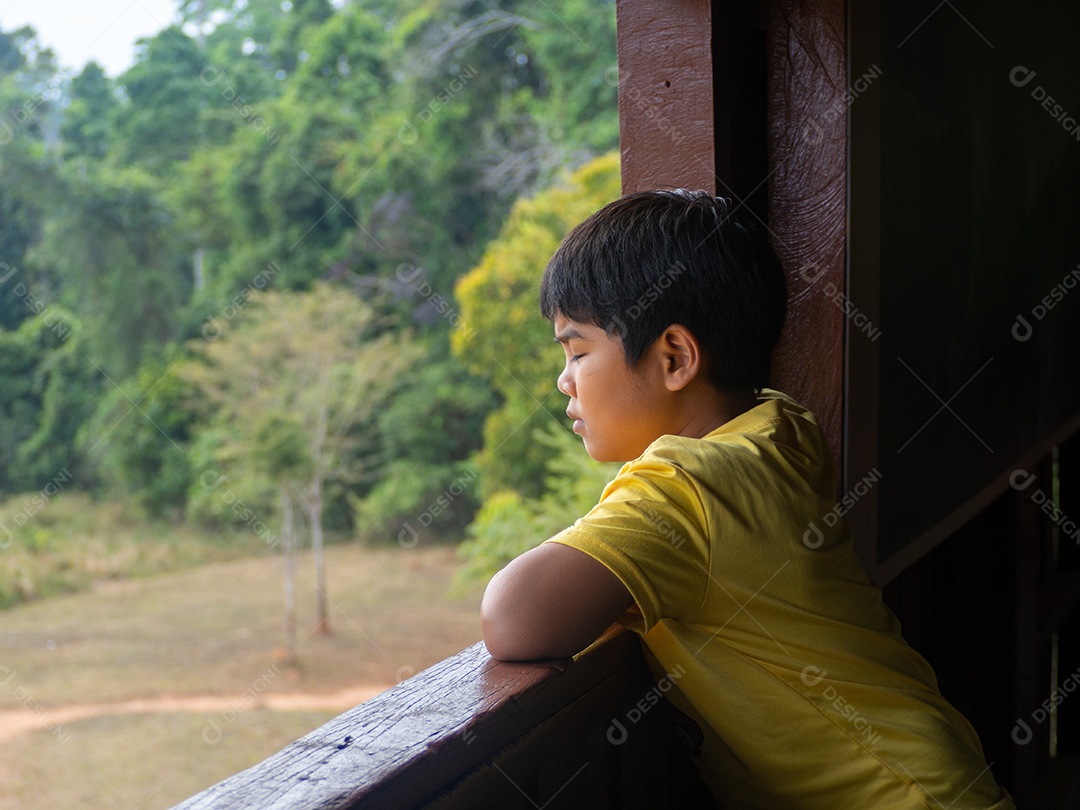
[{"xmin": 0, "ymin": 0, "xmax": 623, "ymax": 612}]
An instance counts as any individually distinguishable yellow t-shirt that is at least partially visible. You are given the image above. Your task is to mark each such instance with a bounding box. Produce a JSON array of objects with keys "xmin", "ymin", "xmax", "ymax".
[{"xmin": 546, "ymin": 391, "xmax": 1013, "ymax": 809}]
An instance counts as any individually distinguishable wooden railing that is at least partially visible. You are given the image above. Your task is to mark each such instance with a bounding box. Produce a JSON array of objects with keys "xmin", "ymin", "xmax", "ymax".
[{"xmin": 176, "ymin": 629, "xmax": 713, "ymax": 809}]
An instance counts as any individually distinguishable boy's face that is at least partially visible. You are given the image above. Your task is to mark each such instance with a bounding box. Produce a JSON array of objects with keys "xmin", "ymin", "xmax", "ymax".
[{"xmin": 553, "ymin": 314, "xmax": 672, "ymax": 463}]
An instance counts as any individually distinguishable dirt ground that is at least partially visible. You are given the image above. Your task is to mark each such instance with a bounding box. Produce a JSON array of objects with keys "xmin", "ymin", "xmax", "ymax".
[{"xmin": 0, "ymin": 543, "xmax": 485, "ymax": 809}]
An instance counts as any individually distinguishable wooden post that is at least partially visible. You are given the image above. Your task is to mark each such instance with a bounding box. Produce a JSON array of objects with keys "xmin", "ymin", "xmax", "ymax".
[{"xmin": 615, "ymin": 0, "xmax": 717, "ymax": 194}]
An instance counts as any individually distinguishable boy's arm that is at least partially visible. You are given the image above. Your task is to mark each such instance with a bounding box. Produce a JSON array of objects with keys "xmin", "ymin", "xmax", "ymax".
[{"xmin": 481, "ymin": 542, "xmax": 634, "ymax": 661}]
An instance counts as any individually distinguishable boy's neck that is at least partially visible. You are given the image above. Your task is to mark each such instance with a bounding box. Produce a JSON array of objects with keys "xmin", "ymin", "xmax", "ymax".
[{"xmin": 677, "ymin": 385, "xmax": 760, "ymax": 440}]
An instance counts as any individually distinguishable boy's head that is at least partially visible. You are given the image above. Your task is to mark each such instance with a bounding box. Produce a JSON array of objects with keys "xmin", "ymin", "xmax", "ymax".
[{"xmin": 540, "ymin": 189, "xmax": 787, "ymax": 392}]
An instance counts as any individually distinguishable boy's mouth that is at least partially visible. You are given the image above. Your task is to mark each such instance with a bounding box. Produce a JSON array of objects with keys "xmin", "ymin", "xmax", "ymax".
[{"xmin": 566, "ymin": 409, "xmax": 584, "ymax": 433}]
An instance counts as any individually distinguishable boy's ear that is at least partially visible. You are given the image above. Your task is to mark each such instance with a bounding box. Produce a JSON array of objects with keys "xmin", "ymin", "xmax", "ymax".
[{"xmin": 655, "ymin": 324, "xmax": 703, "ymax": 392}]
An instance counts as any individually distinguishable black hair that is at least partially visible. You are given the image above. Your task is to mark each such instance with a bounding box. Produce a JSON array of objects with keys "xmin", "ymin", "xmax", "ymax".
[{"xmin": 539, "ymin": 189, "xmax": 787, "ymax": 390}]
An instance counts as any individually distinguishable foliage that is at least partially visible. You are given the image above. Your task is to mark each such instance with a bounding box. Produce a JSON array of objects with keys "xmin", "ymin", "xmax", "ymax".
[
  {"xmin": 0, "ymin": 0, "xmax": 620, "ymax": 579},
  {"xmin": 453, "ymin": 422, "xmax": 618, "ymax": 590},
  {"xmin": 78, "ymin": 349, "xmax": 199, "ymax": 518},
  {"xmin": 0, "ymin": 309, "xmax": 101, "ymax": 493},
  {"xmin": 31, "ymin": 163, "xmax": 187, "ymax": 377},
  {"xmin": 351, "ymin": 345, "xmax": 493, "ymax": 542},
  {"xmin": 452, "ymin": 152, "xmax": 621, "ymax": 497},
  {"xmin": 182, "ymin": 283, "xmax": 417, "ymax": 483}
]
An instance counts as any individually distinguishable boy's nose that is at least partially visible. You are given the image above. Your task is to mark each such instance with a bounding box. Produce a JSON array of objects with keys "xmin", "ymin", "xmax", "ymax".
[{"xmin": 557, "ymin": 366, "xmax": 574, "ymax": 397}]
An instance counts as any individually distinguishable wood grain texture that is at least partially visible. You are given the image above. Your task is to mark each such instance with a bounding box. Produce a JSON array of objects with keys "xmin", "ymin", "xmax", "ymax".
[
  {"xmin": 616, "ymin": 0, "xmax": 717, "ymax": 194},
  {"xmin": 766, "ymin": 0, "xmax": 847, "ymax": 485},
  {"xmin": 176, "ymin": 633, "xmax": 656, "ymax": 809}
]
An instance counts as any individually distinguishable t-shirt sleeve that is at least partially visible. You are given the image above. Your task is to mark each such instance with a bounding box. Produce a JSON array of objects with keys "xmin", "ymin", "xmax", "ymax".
[{"xmin": 544, "ymin": 453, "xmax": 711, "ymax": 633}]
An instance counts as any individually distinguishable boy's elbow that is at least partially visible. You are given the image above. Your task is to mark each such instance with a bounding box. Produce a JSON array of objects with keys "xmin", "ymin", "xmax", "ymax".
[
  {"xmin": 480, "ymin": 568, "xmax": 557, "ymax": 661},
  {"xmin": 480, "ymin": 578, "xmax": 531, "ymax": 661},
  {"xmin": 480, "ymin": 606, "xmax": 516, "ymax": 661}
]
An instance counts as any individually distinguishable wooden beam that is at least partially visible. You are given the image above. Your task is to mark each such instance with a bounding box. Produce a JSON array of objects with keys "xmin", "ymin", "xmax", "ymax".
[
  {"xmin": 615, "ymin": 0, "xmax": 717, "ymax": 194},
  {"xmin": 766, "ymin": 0, "xmax": 848, "ymax": 494}
]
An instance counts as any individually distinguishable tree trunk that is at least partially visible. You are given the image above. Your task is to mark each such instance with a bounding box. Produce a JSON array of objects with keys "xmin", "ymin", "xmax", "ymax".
[
  {"xmin": 281, "ymin": 486, "xmax": 299, "ymax": 663},
  {"xmin": 193, "ymin": 246, "xmax": 205, "ymax": 292},
  {"xmin": 309, "ymin": 476, "xmax": 331, "ymax": 635}
]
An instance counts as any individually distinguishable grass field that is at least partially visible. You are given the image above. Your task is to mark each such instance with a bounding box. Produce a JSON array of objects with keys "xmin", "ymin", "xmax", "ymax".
[
  {"xmin": 0, "ymin": 539, "xmax": 484, "ymax": 808},
  {"xmin": 0, "ymin": 492, "xmax": 275, "ymax": 610}
]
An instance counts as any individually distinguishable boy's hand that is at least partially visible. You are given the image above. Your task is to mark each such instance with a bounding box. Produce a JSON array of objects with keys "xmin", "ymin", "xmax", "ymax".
[{"xmin": 481, "ymin": 543, "xmax": 633, "ymax": 661}]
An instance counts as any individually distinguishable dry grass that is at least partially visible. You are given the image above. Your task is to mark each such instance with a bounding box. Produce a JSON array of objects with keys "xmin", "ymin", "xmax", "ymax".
[
  {"xmin": 0, "ymin": 492, "xmax": 273, "ymax": 610},
  {"xmin": 0, "ymin": 541, "xmax": 484, "ymax": 808}
]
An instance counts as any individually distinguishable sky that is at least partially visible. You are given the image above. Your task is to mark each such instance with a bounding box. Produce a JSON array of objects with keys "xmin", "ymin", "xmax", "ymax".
[{"xmin": 2, "ymin": 0, "xmax": 180, "ymax": 77}]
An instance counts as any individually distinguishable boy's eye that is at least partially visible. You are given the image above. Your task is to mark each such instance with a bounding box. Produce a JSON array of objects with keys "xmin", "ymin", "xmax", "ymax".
[{"xmin": 570, "ymin": 354, "xmax": 584, "ymax": 362}]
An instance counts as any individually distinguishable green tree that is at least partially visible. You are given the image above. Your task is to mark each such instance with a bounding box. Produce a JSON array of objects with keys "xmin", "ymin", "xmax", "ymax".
[
  {"xmin": 61, "ymin": 63, "xmax": 117, "ymax": 161},
  {"xmin": 0, "ymin": 306, "xmax": 101, "ymax": 494},
  {"xmin": 452, "ymin": 152, "xmax": 620, "ymax": 498},
  {"xmin": 182, "ymin": 283, "xmax": 420, "ymax": 641},
  {"xmin": 453, "ymin": 422, "xmax": 617, "ymax": 589},
  {"xmin": 352, "ymin": 343, "xmax": 494, "ymax": 542},
  {"xmin": 113, "ymin": 28, "xmax": 212, "ymax": 170},
  {"xmin": 31, "ymin": 164, "xmax": 187, "ymax": 377},
  {"xmin": 78, "ymin": 350, "xmax": 199, "ymax": 517}
]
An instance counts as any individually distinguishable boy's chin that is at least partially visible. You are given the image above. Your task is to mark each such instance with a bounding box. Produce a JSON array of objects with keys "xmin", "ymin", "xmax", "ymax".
[{"xmin": 582, "ymin": 439, "xmax": 633, "ymax": 464}]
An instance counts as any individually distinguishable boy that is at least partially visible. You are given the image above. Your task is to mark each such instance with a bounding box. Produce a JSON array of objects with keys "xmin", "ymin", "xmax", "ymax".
[{"xmin": 481, "ymin": 190, "xmax": 1013, "ymax": 808}]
